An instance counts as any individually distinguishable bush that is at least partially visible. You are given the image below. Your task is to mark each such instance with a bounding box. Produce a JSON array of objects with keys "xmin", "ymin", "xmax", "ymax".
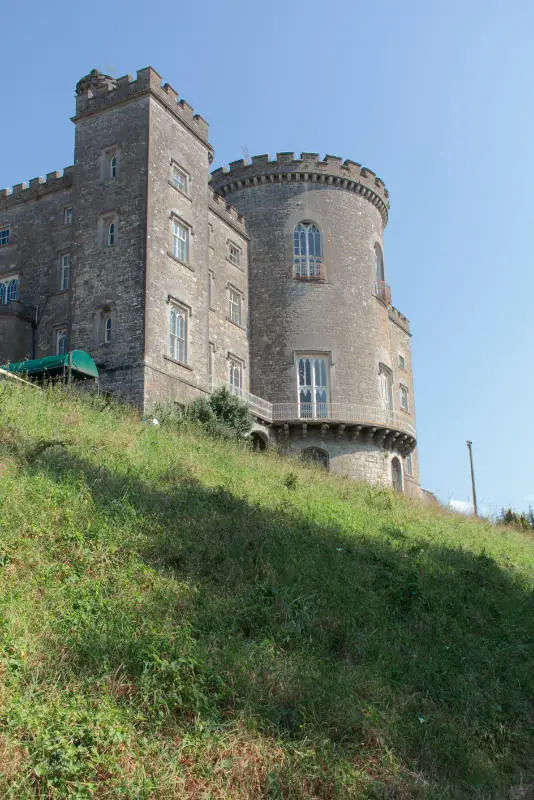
[{"xmin": 185, "ymin": 386, "xmax": 252, "ymax": 440}]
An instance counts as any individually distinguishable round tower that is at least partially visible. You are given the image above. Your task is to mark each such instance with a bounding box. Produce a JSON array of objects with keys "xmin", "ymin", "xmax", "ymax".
[{"xmin": 211, "ymin": 152, "xmax": 418, "ymax": 494}]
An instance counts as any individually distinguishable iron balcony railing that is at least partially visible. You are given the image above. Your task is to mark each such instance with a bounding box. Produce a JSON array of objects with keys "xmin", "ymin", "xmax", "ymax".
[{"xmin": 214, "ymin": 379, "xmax": 415, "ymax": 436}]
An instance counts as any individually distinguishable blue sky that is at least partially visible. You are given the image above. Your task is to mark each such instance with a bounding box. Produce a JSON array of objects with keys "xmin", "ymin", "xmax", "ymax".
[{"xmin": 3, "ymin": 0, "xmax": 533, "ymax": 514}]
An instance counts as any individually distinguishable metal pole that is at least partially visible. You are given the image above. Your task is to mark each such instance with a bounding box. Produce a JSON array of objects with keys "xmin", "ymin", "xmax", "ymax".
[{"xmin": 466, "ymin": 440, "xmax": 478, "ymax": 518}]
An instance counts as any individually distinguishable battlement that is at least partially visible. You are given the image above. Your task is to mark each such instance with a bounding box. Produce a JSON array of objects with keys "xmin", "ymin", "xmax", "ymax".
[
  {"xmin": 0, "ymin": 166, "xmax": 74, "ymax": 211},
  {"xmin": 389, "ymin": 305, "xmax": 411, "ymax": 334},
  {"xmin": 210, "ymin": 152, "xmax": 390, "ymax": 225},
  {"xmin": 74, "ymin": 68, "xmax": 212, "ymax": 156},
  {"xmin": 208, "ymin": 189, "xmax": 248, "ymax": 237}
]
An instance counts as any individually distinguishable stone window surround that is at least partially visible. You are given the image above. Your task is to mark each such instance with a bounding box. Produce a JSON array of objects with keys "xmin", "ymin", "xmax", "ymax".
[
  {"xmin": 398, "ymin": 353, "xmax": 406, "ymax": 371},
  {"xmin": 226, "ymin": 282, "xmax": 244, "ymax": 328},
  {"xmin": 399, "ymin": 383, "xmax": 409, "ymax": 412},
  {"xmin": 169, "ymin": 159, "xmax": 191, "ymax": 199},
  {"xmin": 94, "ymin": 304, "xmax": 116, "ymax": 347},
  {"xmin": 168, "ymin": 212, "xmax": 194, "ymax": 271},
  {"xmin": 63, "ymin": 206, "xmax": 73, "ymax": 226},
  {"xmin": 227, "ymin": 238, "xmax": 242, "ymax": 268},
  {"xmin": 165, "ymin": 294, "xmax": 192, "ymax": 369},
  {"xmin": 58, "ymin": 251, "xmax": 71, "ymax": 293},
  {"xmin": 99, "ymin": 210, "xmax": 120, "ymax": 248},
  {"xmin": 227, "ymin": 350, "xmax": 245, "ymax": 393},
  {"xmin": 208, "ymin": 269, "xmax": 215, "ymax": 311},
  {"xmin": 54, "ymin": 324, "xmax": 68, "ymax": 356},
  {"xmin": 0, "ymin": 273, "xmax": 19, "ymax": 305},
  {"xmin": 101, "ymin": 146, "xmax": 119, "ymax": 181}
]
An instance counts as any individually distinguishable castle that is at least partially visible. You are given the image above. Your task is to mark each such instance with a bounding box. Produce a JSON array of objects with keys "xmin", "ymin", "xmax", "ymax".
[{"xmin": 0, "ymin": 67, "xmax": 420, "ymax": 496}]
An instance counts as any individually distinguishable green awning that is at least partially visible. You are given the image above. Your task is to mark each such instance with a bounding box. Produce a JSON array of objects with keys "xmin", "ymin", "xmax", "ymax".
[{"xmin": 2, "ymin": 350, "xmax": 99, "ymax": 380}]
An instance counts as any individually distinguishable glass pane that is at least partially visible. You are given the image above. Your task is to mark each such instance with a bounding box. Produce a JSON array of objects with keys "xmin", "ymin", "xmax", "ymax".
[
  {"xmin": 298, "ymin": 359, "xmax": 305, "ymax": 385},
  {"xmin": 320, "ymin": 359, "xmax": 327, "ymax": 387},
  {"xmin": 305, "ymin": 358, "xmax": 311, "ymax": 386}
]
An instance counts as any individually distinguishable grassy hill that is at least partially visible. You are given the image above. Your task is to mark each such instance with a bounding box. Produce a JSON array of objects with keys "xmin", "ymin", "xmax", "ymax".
[{"xmin": 1, "ymin": 382, "xmax": 534, "ymax": 799}]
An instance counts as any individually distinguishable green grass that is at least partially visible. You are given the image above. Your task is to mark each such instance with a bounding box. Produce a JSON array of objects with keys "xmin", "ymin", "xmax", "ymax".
[{"xmin": 1, "ymin": 382, "xmax": 534, "ymax": 798}]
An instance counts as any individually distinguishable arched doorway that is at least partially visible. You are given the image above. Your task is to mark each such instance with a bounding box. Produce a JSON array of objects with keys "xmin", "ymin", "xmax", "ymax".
[
  {"xmin": 391, "ymin": 457, "xmax": 403, "ymax": 493},
  {"xmin": 250, "ymin": 431, "xmax": 268, "ymax": 452},
  {"xmin": 301, "ymin": 446, "xmax": 329, "ymax": 470}
]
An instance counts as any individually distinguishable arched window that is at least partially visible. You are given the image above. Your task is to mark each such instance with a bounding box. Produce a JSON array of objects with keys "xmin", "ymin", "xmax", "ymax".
[
  {"xmin": 297, "ymin": 355, "xmax": 329, "ymax": 418},
  {"xmin": 294, "ymin": 223, "xmax": 323, "ymax": 278},
  {"xmin": 107, "ymin": 223, "xmax": 115, "ymax": 247},
  {"xmin": 375, "ymin": 243, "xmax": 385, "ymax": 282},
  {"xmin": 301, "ymin": 447, "xmax": 329, "ymax": 470},
  {"xmin": 104, "ymin": 315, "xmax": 112, "ymax": 344},
  {"xmin": 391, "ymin": 457, "xmax": 403, "ymax": 493},
  {"xmin": 6, "ymin": 279, "xmax": 18, "ymax": 302},
  {"xmin": 110, "ymin": 155, "xmax": 117, "ymax": 178}
]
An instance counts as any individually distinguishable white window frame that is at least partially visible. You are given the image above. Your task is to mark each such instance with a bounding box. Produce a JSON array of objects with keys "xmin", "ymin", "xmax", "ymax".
[
  {"xmin": 297, "ymin": 354, "xmax": 329, "ymax": 419},
  {"xmin": 56, "ymin": 327, "xmax": 67, "ymax": 356},
  {"xmin": 400, "ymin": 384, "xmax": 409, "ymax": 412},
  {"xmin": 171, "ymin": 163, "xmax": 189, "ymax": 195},
  {"xmin": 228, "ymin": 286, "xmax": 242, "ymax": 326},
  {"xmin": 228, "ymin": 241, "xmax": 241, "ymax": 267},
  {"xmin": 60, "ymin": 253, "xmax": 71, "ymax": 292},
  {"xmin": 0, "ymin": 275, "xmax": 19, "ymax": 305},
  {"xmin": 172, "ymin": 219, "xmax": 189, "ymax": 264},
  {"xmin": 63, "ymin": 207, "xmax": 72, "ymax": 226},
  {"xmin": 405, "ymin": 453, "xmax": 413, "ymax": 477},
  {"xmin": 0, "ymin": 228, "xmax": 9, "ymax": 246},
  {"xmin": 169, "ymin": 301, "xmax": 188, "ymax": 364},
  {"xmin": 228, "ymin": 356, "xmax": 243, "ymax": 396},
  {"xmin": 294, "ymin": 222, "xmax": 323, "ymax": 278},
  {"xmin": 379, "ymin": 364, "xmax": 394, "ymax": 412}
]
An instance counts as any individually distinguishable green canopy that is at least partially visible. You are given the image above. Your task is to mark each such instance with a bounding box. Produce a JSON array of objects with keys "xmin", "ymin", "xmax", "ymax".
[{"xmin": 2, "ymin": 350, "xmax": 99, "ymax": 380}]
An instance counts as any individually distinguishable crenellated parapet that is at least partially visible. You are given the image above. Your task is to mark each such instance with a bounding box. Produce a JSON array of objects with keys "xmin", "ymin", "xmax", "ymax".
[
  {"xmin": 0, "ymin": 167, "xmax": 75, "ymax": 211},
  {"xmin": 389, "ymin": 305, "xmax": 411, "ymax": 335},
  {"xmin": 210, "ymin": 152, "xmax": 390, "ymax": 225},
  {"xmin": 74, "ymin": 68, "xmax": 212, "ymax": 157},
  {"xmin": 208, "ymin": 189, "xmax": 248, "ymax": 239}
]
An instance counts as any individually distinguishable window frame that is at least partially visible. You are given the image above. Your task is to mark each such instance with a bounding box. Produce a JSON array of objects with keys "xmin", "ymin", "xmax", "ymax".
[
  {"xmin": 55, "ymin": 327, "xmax": 68, "ymax": 356},
  {"xmin": 227, "ymin": 285, "xmax": 242, "ymax": 327},
  {"xmin": 228, "ymin": 355, "xmax": 244, "ymax": 396},
  {"xmin": 375, "ymin": 243, "xmax": 385, "ymax": 282},
  {"xmin": 63, "ymin": 207, "xmax": 73, "ymax": 226},
  {"xmin": 171, "ymin": 217, "xmax": 190, "ymax": 264},
  {"xmin": 107, "ymin": 221, "xmax": 116, "ymax": 247},
  {"xmin": 168, "ymin": 300, "xmax": 189, "ymax": 365},
  {"xmin": 400, "ymin": 384, "xmax": 409, "ymax": 412},
  {"xmin": 0, "ymin": 228, "xmax": 10, "ymax": 246},
  {"xmin": 398, "ymin": 353, "xmax": 406, "ymax": 371},
  {"xmin": 379, "ymin": 363, "xmax": 394, "ymax": 412},
  {"xmin": 170, "ymin": 162, "xmax": 190, "ymax": 196},
  {"xmin": 293, "ymin": 222, "xmax": 323, "ymax": 280},
  {"xmin": 60, "ymin": 253, "xmax": 71, "ymax": 292},
  {"xmin": 103, "ymin": 314, "xmax": 112, "ymax": 345},
  {"xmin": 296, "ymin": 354, "xmax": 330, "ymax": 419},
  {"xmin": 0, "ymin": 275, "xmax": 19, "ymax": 305},
  {"xmin": 227, "ymin": 240, "xmax": 242, "ymax": 267},
  {"xmin": 405, "ymin": 453, "xmax": 413, "ymax": 477}
]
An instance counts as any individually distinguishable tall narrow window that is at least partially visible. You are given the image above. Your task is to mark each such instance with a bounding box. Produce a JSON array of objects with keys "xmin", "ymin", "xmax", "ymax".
[
  {"xmin": 294, "ymin": 223, "xmax": 323, "ymax": 278},
  {"xmin": 56, "ymin": 328, "xmax": 67, "ymax": 356},
  {"xmin": 208, "ymin": 342, "xmax": 215, "ymax": 390},
  {"xmin": 64, "ymin": 207, "xmax": 72, "ymax": 225},
  {"xmin": 6, "ymin": 278, "xmax": 18, "ymax": 303},
  {"xmin": 228, "ymin": 358, "xmax": 242, "ymax": 396},
  {"xmin": 60, "ymin": 253, "xmax": 71, "ymax": 291},
  {"xmin": 107, "ymin": 222, "xmax": 115, "ymax": 247},
  {"xmin": 228, "ymin": 241, "xmax": 241, "ymax": 266},
  {"xmin": 228, "ymin": 287, "xmax": 242, "ymax": 325},
  {"xmin": 208, "ymin": 270, "xmax": 215, "ymax": 310},
  {"xmin": 169, "ymin": 303, "xmax": 187, "ymax": 364},
  {"xmin": 0, "ymin": 228, "xmax": 9, "ymax": 246},
  {"xmin": 398, "ymin": 353, "xmax": 406, "ymax": 370},
  {"xmin": 379, "ymin": 364, "xmax": 393, "ymax": 412},
  {"xmin": 375, "ymin": 243, "xmax": 385, "ymax": 282},
  {"xmin": 400, "ymin": 384, "xmax": 409, "ymax": 411},
  {"xmin": 0, "ymin": 284, "xmax": 4, "ymax": 305},
  {"xmin": 391, "ymin": 457, "xmax": 403, "ymax": 493},
  {"xmin": 104, "ymin": 315, "xmax": 112, "ymax": 344},
  {"xmin": 297, "ymin": 356, "xmax": 329, "ymax": 418},
  {"xmin": 110, "ymin": 154, "xmax": 117, "ymax": 178},
  {"xmin": 172, "ymin": 220, "xmax": 189, "ymax": 263},
  {"xmin": 405, "ymin": 453, "xmax": 413, "ymax": 477}
]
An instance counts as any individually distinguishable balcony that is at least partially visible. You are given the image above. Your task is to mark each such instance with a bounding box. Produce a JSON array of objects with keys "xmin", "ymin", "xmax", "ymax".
[
  {"xmin": 294, "ymin": 256, "xmax": 325, "ymax": 281},
  {"xmin": 374, "ymin": 280, "xmax": 391, "ymax": 305}
]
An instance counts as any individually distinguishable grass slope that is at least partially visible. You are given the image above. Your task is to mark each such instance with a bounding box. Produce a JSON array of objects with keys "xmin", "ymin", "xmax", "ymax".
[{"xmin": 1, "ymin": 383, "xmax": 534, "ymax": 799}]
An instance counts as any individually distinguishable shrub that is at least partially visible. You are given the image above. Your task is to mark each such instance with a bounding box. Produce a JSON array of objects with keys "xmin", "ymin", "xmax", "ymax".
[{"xmin": 185, "ymin": 387, "xmax": 252, "ymax": 440}]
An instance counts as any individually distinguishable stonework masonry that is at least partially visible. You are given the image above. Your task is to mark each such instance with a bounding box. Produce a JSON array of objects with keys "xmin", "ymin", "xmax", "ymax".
[{"xmin": 0, "ymin": 66, "xmax": 422, "ymax": 496}]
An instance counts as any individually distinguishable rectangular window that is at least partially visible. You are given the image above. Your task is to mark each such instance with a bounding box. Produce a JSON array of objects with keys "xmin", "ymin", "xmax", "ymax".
[
  {"xmin": 172, "ymin": 166, "xmax": 188, "ymax": 194},
  {"xmin": 56, "ymin": 328, "xmax": 67, "ymax": 356},
  {"xmin": 208, "ymin": 270, "xmax": 215, "ymax": 310},
  {"xmin": 379, "ymin": 364, "xmax": 394, "ymax": 412},
  {"xmin": 0, "ymin": 276, "xmax": 18, "ymax": 305},
  {"xmin": 228, "ymin": 241, "xmax": 241, "ymax": 266},
  {"xmin": 0, "ymin": 228, "xmax": 9, "ymax": 246},
  {"xmin": 172, "ymin": 220, "xmax": 189, "ymax": 263},
  {"xmin": 228, "ymin": 287, "xmax": 242, "ymax": 325},
  {"xmin": 64, "ymin": 207, "xmax": 72, "ymax": 225},
  {"xmin": 400, "ymin": 384, "xmax": 409, "ymax": 411},
  {"xmin": 228, "ymin": 357, "xmax": 242, "ymax": 396},
  {"xmin": 209, "ymin": 341, "xmax": 215, "ymax": 390},
  {"xmin": 297, "ymin": 355, "xmax": 329, "ymax": 419},
  {"xmin": 208, "ymin": 222, "xmax": 213, "ymax": 246},
  {"xmin": 405, "ymin": 453, "xmax": 413, "ymax": 477},
  {"xmin": 398, "ymin": 354, "xmax": 406, "ymax": 370},
  {"xmin": 169, "ymin": 302, "xmax": 187, "ymax": 364},
  {"xmin": 60, "ymin": 253, "xmax": 71, "ymax": 291}
]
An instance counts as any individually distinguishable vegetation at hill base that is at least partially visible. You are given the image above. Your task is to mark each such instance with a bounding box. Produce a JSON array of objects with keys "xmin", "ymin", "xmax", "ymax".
[{"xmin": 1, "ymin": 382, "xmax": 534, "ymax": 799}]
